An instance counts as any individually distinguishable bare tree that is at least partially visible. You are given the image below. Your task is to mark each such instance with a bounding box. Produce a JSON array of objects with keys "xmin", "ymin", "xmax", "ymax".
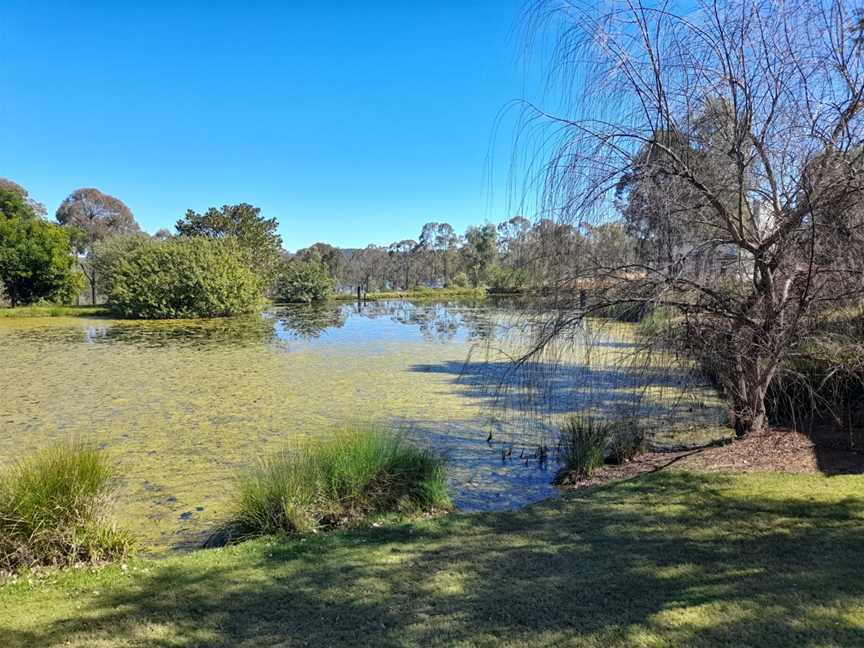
[{"xmin": 517, "ymin": 0, "xmax": 864, "ymax": 436}]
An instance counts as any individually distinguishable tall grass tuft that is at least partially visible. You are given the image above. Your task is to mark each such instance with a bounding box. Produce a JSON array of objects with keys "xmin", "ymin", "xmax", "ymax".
[
  {"xmin": 0, "ymin": 443, "xmax": 133, "ymax": 572},
  {"xmin": 233, "ymin": 425, "xmax": 451, "ymax": 536},
  {"xmin": 556, "ymin": 415, "xmax": 610, "ymax": 481}
]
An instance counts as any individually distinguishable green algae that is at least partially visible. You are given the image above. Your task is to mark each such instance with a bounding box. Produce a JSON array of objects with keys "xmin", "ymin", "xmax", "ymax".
[{"xmin": 0, "ymin": 302, "xmax": 727, "ymax": 552}]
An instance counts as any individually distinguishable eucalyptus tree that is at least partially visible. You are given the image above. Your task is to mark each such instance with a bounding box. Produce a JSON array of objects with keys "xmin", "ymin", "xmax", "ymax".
[
  {"xmin": 462, "ymin": 224, "xmax": 498, "ymax": 287},
  {"xmin": 56, "ymin": 188, "xmax": 139, "ymax": 305},
  {"xmin": 388, "ymin": 240, "xmax": 419, "ymax": 289},
  {"xmin": 520, "ymin": 0, "xmax": 864, "ymax": 436}
]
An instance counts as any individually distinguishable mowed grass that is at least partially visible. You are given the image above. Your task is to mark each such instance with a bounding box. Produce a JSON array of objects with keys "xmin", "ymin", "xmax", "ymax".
[
  {"xmin": 0, "ymin": 305, "xmax": 109, "ymax": 318},
  {"xmin": 3, "ymin": 470, "xmax": 863, "ymax": 647}
]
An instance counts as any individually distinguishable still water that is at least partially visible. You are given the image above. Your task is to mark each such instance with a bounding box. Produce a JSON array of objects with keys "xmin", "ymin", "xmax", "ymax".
[{"xmin": 0, "ymin": 299, "xmax": 723, "ymax": 550}]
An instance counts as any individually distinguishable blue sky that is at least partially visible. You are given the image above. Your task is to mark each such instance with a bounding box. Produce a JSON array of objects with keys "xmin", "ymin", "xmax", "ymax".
[{"xmin": 1, "ymin": 1, "xmax": 531, "ymax": 250}]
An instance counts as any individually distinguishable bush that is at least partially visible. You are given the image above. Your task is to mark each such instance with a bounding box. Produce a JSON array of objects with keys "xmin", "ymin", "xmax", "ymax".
[
  {"xmin": 0, "ymin": 216, "xmax": 80, "ymax": 307},
  {"xmin": 0, "ymin": 443, "xmax": 133, "ymax": 571},
  {"xmin": 274, "ymin": 251, "xmax": 335, "ymax": 303},
  {"xmin": 608, "ymin": 421, "xmax": 648, "ymax": 464},
  {"xmin": 450, "ymin": 272, "xmax": 469, "ymax": 288},
  {"xmin": 487, "ymin": 265, "xmax": 528, "ymax": 293},
  {"xmin": 233, "ymin": 425, "xmax": 450, "ymax": 536},
  {"xmin": 556, "ymin": 415, "xmax": 609, "ymax": 481},
  {"xmin": 106, "ymin": 237, "xmax": 264, "ymax": 318}
]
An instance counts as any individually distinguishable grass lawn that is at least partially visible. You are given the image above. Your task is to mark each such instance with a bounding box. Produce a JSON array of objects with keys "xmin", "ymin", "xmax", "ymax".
[
  {"xmin": 2, "ymin": 469, "xmax": 863, "ymax": 647},
  {"xmin": 0, "ymin": 305, "xmax": 109, "ymax": 318}
]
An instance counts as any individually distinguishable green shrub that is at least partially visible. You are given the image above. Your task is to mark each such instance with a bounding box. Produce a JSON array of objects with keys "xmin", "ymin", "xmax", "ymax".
[
  {"xmin": 608, "ymin": 421, "xmax": 648, "ymax": 464},
  {"xmin": 450, "ymin": 271, "xmax": 470, "ymax": 288},
  {"xmin": 556, "ymin": 415, "xmax": 609, "ymax": 480},
  {"xmin": 0, "ymin": 216, "xmax": 80, "ymax": 307},
  {"xmin": 0, "ymin": 443, "xmax": 133, "ymax": 571},
  {"xmin": 106, "ymin": 237, "xmax": 264, "ymax": 318},
  {"xmin": 487, "ymin": 265, "xmax": 528, "ymax": 293},
  {"xmin": 274, "ymin": 251, "xmax": 335, "ymax": 303},
  {"xmin": 233, "ymin": 425, "xmax": 450, "ymax": 536}
]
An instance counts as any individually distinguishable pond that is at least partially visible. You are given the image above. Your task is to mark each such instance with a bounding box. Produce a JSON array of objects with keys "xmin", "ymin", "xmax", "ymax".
[{"xmin": 0, "ymin": 298, "xmax": 726, "ymax": 551}]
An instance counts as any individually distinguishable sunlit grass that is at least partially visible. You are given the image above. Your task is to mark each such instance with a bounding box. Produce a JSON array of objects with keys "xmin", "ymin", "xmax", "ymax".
[
  {"xmin": 2, "ymin": 471, "xmax": 862, "ymax": 647},
  {"xmin": 0, "ymin": 305, "xmax": 109, "ymax": 318}
]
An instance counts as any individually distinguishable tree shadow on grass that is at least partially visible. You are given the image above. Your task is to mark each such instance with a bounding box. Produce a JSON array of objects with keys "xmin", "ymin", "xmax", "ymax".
[{"xmin": 8, "ymin": 471, "xmax": 864, "ymax": 647}]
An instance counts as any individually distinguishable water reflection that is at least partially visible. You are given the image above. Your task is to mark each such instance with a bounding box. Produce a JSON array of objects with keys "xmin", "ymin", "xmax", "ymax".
[{"xmin": 271, "ymin": 299, "xmax": 499, "ymax": 345}]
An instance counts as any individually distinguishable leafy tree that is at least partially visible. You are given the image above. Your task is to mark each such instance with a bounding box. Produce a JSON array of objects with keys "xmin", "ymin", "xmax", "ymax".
[
  {"xmin": 106, "ymin": 237, "xmax": 263, "ymax": 318},
  {"xmin": 344, "ymin": 245, "xmax": 388, "ymax": 295},
  {"xmin": 55, "ymin": 188, "xmax": 139, "ymax": 305},
  {"xmin": 0, "ymin": 215, "xmax": 80, "ymax": 307},
  {"xmin": 463, "ymin": 224, "xmax": 497, "ymax": 287},
  {"xmin": 434, "ymin": 223, "xmax": 458, "ymax": 286},
  {"xmin": 176, "ymin": 204, "xmax": 282, "ymax": 283},
  {"xmin": 388, "ymin": 240, "xmax": 418, "ymax": 289},
  {"xmin": 296, "ymin": 243, "xmax": 345, "ymax": 282},
  {"xmin": 0, "ymin": 178, "xmax": 46, "ymax": 217},
  {"xmin": 274, "ymin": 250, "xmax": 335, "ymax": 303}
]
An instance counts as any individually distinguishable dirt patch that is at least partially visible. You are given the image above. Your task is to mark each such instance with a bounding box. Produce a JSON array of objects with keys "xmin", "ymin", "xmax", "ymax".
[
  {"xmin": 555, "ymin": 450, "xmax": 695, "ymax": 489},
  {"xmin": 679, "ymin": 427, "xmax": 864, "ymax": 475},
  {"xmin": 557, "ymin": 427, "xmax": 864, "ymax": 491}
]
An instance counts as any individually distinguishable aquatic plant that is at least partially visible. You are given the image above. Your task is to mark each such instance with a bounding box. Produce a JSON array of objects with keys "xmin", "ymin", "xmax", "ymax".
[
  {"xmin": 556, "ymin": 415, "xmax": 609, "ymax": 480},
  {"xmin": 0, "ymin": 442, "xmax": 133, "ymax": 571},
  {"xmin": 233, "ymin": 425, "xmax": 450, "ymax": 536}
]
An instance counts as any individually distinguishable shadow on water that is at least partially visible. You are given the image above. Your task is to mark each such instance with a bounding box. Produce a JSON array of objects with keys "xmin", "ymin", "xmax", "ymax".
[
  {"xmin": 9, "ymin": 471, "xmax": 864, "ymax": 647},
  {"xmin": 409, "ymin": 359, "xmax": 698, "ymax": 415}
]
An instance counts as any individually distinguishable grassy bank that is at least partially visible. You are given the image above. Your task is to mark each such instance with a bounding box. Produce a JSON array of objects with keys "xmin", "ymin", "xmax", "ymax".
[
  {"xmin": 3, "ymin": 470, "xmax": 863, "ymax": 647},
  {"xmin": 332, "ymin": 287, "xmax": 487, "ymax": 301},
  {"xmin": 0, "ymin": 305, "xmax": 109, "ymax": 318}
]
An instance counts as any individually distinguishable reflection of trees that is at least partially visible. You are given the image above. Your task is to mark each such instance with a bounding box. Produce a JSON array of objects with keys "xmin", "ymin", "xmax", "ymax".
[
  {"xmin": 8, "ymin": 315, "xmax": 279, "ymax": 349},
  {"xmin": 357, "ymin": 299, "xmax": 496, "ymax": 343},
  {"xmin": 274, "ymin": 303, "xmax": 348, "ymax": 339},
  {"xmin": 87, "ymin": 315, "xmax": 278, "ymax": 348}
]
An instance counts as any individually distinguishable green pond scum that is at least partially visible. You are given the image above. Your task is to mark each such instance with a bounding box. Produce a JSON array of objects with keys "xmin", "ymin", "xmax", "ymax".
[{"xmin": 0, "ymin": 299, "xmax": 727, "ymax": 552}]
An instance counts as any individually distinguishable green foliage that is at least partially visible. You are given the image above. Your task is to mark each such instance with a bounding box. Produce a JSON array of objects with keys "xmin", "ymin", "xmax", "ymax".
[
  {"xmin": 556, "ymin": 415, "xmax": 609, "ymax": 480},
  {"xmin": 0, "ymin": 186, "xmax": 39, "ymax": 221},
  {"xmin": 0, "ymin": 216, "xmax": 79, "ymax": 307},
  {"xmin": 486, "ymin": 264, "xmax": 528, "ymax": 293},
  {"xmin": 89, "ymin": 233, "xmax": 152, "ymax": 298},
  {"xmin": 450, "ymin": 271, "xmax": 469, "ymax": 288},
  {"xmin": 0, "ymin": 442, "xmax": 133, "ymax": 571},
  {"xmin": 106, "ymin": 237, "xmax": 264, "ymax": 319},
  {"xmin": 463, "ymin": 224, "xmax": 498, "ymax": 287},
  {"xmin": 608, "ymin": 420, "xmax": 648, "ymax": 464},
  {"xmin": 176, "ymin": 203, "xmax": 282, "ymax": 283},
  {"xmin": 233, "ymin": 425, "xmax": 450, "ymax": 536},
  {"xmin": 274, "ymin": 251, "xmax": 335, "ymax": 303}
]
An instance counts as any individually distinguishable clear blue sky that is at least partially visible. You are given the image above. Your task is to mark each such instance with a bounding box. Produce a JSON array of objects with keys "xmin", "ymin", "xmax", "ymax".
[{"xmin": 1, "ymin": 1, "xmax": 530, "ymax": 250}]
